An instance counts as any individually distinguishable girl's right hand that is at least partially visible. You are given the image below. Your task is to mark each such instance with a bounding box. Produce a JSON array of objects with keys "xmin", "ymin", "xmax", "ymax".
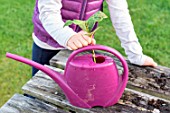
[{"xmin": 67, "ymin": 31, "xmax": 96, "ymax": 50}]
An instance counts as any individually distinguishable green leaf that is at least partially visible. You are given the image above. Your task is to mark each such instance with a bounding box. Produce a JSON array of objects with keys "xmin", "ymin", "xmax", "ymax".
[
  {"xmin": 63, "ymin": 11, "xmax": 107, "ymax": 35},
  {"xmin": 63, "ymin": 20, "xmax": 74, "ymax": 27},
  {"xmin": 64, "ymin": 20, "xmax": 89, "ymax": 32},
  {"xmin": 72, "ymin": 20, "xmax": 88, "ymax": 32},
  {"xmin": 86, "ymin": 11, "xmax": 107, "ymax": 32}
]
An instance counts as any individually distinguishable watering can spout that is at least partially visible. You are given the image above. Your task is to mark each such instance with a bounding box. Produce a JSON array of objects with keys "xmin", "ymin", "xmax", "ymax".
[
  {"xmin": 6, "ymin": 52, "xmax": 62, "ymax": 80},
  {"xmin": 6, "ymin": 52, "xmax": 91, "ymax": 108}
]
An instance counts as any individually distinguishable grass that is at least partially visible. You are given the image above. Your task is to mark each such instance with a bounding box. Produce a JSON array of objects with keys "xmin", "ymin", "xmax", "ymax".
[
  {"xmin": 0, "ymin": 0, "xmax": 34, "ymax": 106},
  {"xmin": 0, "ymin": 0, "xmax": 170, "ymax": 107}
]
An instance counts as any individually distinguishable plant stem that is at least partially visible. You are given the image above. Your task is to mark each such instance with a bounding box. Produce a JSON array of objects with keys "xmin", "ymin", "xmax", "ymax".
[
  {"xmin": 92, "ymin": 50, "xmax": 96, "ymax": 63},
  {"xmin": 90, "ymin": 35, "xmax": 96, "ymax": 63}
]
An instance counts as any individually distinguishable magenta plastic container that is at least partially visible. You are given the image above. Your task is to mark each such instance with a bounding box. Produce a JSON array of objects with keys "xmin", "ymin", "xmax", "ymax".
[{"xmin": 6, "ymin": 45, "xmax": 128, "ymax": 108}]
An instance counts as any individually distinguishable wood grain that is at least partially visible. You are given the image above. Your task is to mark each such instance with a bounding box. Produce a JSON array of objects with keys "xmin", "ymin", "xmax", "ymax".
[{"xmin": 0, "ymin": 94, "xmax": 69, "ymax": 113}]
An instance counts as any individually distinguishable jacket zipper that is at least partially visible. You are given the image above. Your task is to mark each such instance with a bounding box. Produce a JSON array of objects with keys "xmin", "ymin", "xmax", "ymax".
[{"xmin": 75, "ymin": 0, "xmax": 87, "ymax": 32}]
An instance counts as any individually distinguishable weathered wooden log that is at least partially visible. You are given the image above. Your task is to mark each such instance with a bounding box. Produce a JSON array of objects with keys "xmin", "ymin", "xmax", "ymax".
[
  {"xmin": 0, "ymin": 94, "xmax": 68, "ymax": 113},
  {"xmin": 22, "ymin": 65, "xmax": 170, "ymax": 113},
  {"xmin": 50, "ymin": 50, "xmax": 170, "ymax": 101}
]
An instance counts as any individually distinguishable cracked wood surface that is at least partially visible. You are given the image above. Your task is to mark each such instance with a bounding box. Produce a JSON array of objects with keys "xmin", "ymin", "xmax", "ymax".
[
  {"xmin": 21, "ymin": 65, "xmax": 170, "ymax": 113},
  {"xmin": 0, "ymin": 94, "xmax": 69, "ymax": 113}
]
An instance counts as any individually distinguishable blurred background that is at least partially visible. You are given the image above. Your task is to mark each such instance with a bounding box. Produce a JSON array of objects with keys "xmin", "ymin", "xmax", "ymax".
[{"xmin": 0, "ymin": 0, "xmax": 170, "ymax": 107}]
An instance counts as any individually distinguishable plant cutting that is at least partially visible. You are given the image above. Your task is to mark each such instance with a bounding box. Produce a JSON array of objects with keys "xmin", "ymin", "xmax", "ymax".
[{"xmin": 64, "ymin": 11, "xmax": 107, "ymax": 63}]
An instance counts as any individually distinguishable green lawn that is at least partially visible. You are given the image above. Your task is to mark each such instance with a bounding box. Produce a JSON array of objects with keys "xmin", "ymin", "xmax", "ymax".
[
  {"xmin": 0, "ymin": 0, "xmax": 170, "ymax": 107},
  {"xmin": 0, "ymin": 0, "xmax": 34, "ymax": 106}
]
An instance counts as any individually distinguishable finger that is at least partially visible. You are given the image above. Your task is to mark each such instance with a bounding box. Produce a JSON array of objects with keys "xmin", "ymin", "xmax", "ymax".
[
  {"xmin": 81, "ymin": 34, "xmax": 92, "ymax": 44},
  {"xmin": 73, "ymin": 40, "xmax": 83, "ymax": 48},
  {"xmin": 152, "ymin": 62, "xmax": 158, "ymax": 67},
  {"xmin": 91, "ymin": 38, "xmax": 96, "ymax": 45},
  {"xmin": 67, "ymin": 42, "xmax": 77, "ymax": 50},
  {"xmin": 78, "ymin": 35, "xmax": 89, "ymax": 46},
  {"xmin": 149, "ymin": 58, "xmax": 158, "ymax": 67}
]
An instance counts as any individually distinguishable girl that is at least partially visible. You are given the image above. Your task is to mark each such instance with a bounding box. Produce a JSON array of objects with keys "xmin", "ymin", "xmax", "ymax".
[{"xmin": 32, "ymin": 0, "xmax": 157, "ymax": 76}]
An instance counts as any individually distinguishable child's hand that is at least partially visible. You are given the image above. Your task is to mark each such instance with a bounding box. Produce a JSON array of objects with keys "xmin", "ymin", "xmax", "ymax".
[
  {"xmin": 143, "ymin": 56, "xmax": 157, "ymax": 67},
  {"xmin": 67, "ymin": 31, "xmax": 96, "ymax": 50}
]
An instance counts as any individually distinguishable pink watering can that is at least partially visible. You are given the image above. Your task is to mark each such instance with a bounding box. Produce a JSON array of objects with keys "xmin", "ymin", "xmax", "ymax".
[{"xmin": 6, "ymin": 45, "xmax": 128, "ymax": 108}]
